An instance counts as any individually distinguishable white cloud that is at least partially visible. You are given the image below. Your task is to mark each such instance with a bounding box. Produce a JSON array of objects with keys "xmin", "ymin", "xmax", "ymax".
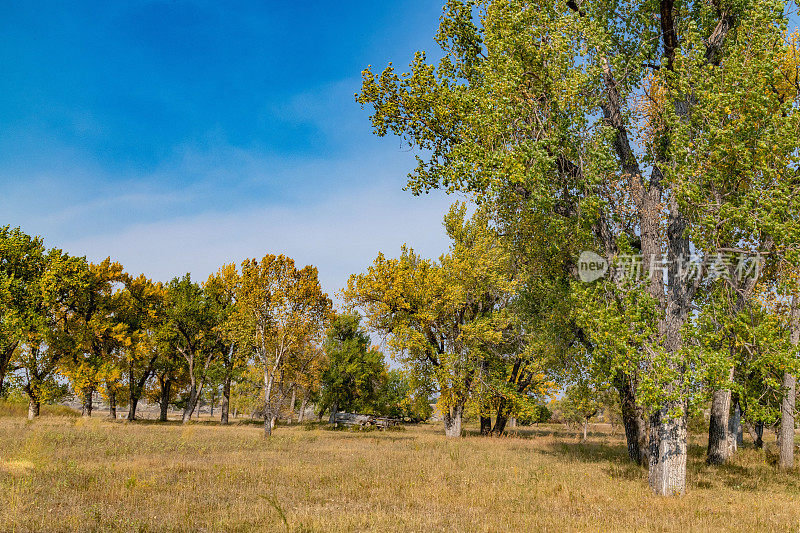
[{"xmin": 60, "ymin": 182, "xmax": 460, "ymax": 303}]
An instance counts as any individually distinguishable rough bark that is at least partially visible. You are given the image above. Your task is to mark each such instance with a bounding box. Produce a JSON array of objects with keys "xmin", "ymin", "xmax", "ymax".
[
  {"xmin": 27, "ymin": 397, "xmax": 40, "ymax": 420},
  {"xmin": 648, "ymin": 403, "xmax": 688, "ymax": 496},
  {"xmin": 264, "ymin": 369, "xmax": 274, "ymax": 437},
  {"xmin": 289, "ymin": 387, "xmax": 297, "ymax": 424},
  {"xmin": 182, "ymin": 380, "xmax": 202, "ymax": 424},
  {"xmin": 615, "ymin": 372, "xmax": 648, "ymax": 465},
  {"xmin": 727, "ymin": 395, "xmax": 741, "ymax": 455},
  {"xmin": 491, "ymin": 398, "xmax": 509, "ymax": 435},
  {"xmin": 159, "ymin": 378, "xmax": 171, "ymax": 422},
  {"xmin": 298, "ymin": 395, "xmax": 307, "ymax": 423},
  {"xmin": 443, "ymin": 404, "xmax": 464, "ymax": 438},
  {"xmin": 480, "ymin": 415, "xmax": 492, "ymax": 436},
  {"xmin": 221, "ymin": 374, "xmax": 231, "ymax": 425},
  {"xmin": 108, "ymin": 388, "xmax": 117, "ymax": 419},
  {"xmin": 82, "ymin": 387, "xmax": 93, "ymax": 417},
  {"xmin": 779, "ymin": 295, "xmax": 798, "ymax": 470},
  {"xmin": 129, "ymin": 397, "xmax": 139, "ymax": 421},
  {"xmin": 707, "ymin": 373, "xmax": 734, "ymax": 464}
]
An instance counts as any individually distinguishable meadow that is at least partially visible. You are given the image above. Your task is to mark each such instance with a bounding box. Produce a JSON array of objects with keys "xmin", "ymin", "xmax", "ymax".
[{"xmin": 1, "ymin": 407, "xmax": 799, "ymax": 532}]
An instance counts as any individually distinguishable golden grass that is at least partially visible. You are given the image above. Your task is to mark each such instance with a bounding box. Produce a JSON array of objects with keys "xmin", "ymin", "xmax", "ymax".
[{"xmin": 1, "ymin": 415, "xmax": 799, "ymax": 532}]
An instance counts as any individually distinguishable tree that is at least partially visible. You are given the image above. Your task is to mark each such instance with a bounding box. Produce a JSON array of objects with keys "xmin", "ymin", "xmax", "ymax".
[
  {"xmin": 358, "ymin": 0, "xmax": 800, "ymax": 494},
  {"xmin": 376, "ymin": 368, "xmax": 434, "ymax": 421},
  {"xmin": 12, "ymin": 247, "xmax": 89, "ymax": 419},
  {"xmin": 163, "ymin": 275, "xmax": 216, "ymax": 423},
  {"xmin": 0, "ymin": 227, "xmax": 47, "ymax": 398},
  {"xmin": 60, "ymin": 258, "xmax": 127, "ymax": 417},
  {"xmin": 560, "ymin": 381, "xmax": 601, "ymax": 441},
  {"xmin": 117, "ymin": 275, "xmax": 164, "ymax": 421},
  {"xmin": 230, "ymin": 255, "xmax": 331, "ymax": 437},
  {"xmin": 205, "ymin": 264, "xmax": 245, "ymax": 425},
  {"xmin": 320, "ymin": 313, "xmax": 386, "ymax": 417},
  {"xmin": 346, "ymin": 204, "xmax": 518, "ymax": 437}
]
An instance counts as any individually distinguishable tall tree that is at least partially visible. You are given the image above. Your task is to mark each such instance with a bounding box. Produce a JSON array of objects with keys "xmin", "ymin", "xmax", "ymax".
[
  {"xmin": 346, "ymin": 204, "xmax": 518, "ymax": 437},
  {"xmin": 0, "ymin": 227, "xmax": 47, "ymax": 397},
  {"xmin": 358, "ymin": 0, "xmax": 800, "ymax": 494},
  {"xmin": 230, "ymin": 255, "xmax": 331, "ymax": 437},
  {"xmin": 163, "ymin": 275, "xmax": 216, "ymax": 423},
  {"xmin": 320, "ymin": 313, "xmax": 386, "ymax": 417}
]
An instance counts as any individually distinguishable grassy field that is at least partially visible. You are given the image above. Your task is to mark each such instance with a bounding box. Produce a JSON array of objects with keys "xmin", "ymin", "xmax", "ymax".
[{"xmin": 1, "ymin": 410, "xmax": 799, "ymax": 532}]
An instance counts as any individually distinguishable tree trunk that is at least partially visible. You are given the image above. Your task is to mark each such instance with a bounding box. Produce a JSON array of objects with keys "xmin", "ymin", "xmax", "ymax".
[
  {"xmin": 27, "ymin": 397, "xmax": 40, "ymax": 420},
  {"xmin": 491, "ymin": 399, "xmax": 508, "ymax": 435},
  {"xmin": 779, "ymin": 372, "xmax": 796, "ymax": 470},
  {"xmin": 108, "ymin": 388, "xmax": 117, "ymax": 419},
  {"xmin": 82, "ymin": 387, "xmax": 93, "ymax": 417},
  {"xmin": 221, "ymin": 375, "xmax": 231, "ymax": 425},
  {"xmin": 263, "ymin": 369, "xmax": 274, "ymax": 438},
  {"xmin": 128, "ymin": 396, "xmax": 139, "ymax": 421},
  {"xmin": 707, "ymin": 386, "xmax": 733, "ymax": 465},
  {"xmin": 298, "ymin": 395, "xmax": 307, "ymax": 423},
  {"xmin": 615, "ymin": 372, "xmax": 648, "ymax": 465},
  {"xmin": 328, "ymin": 401, "xmax": 338, "ymax": 424},
  {"xmin": 443, "ymin": 404, "xmax": 463, "ymax": 438},
  {"xmin": 182, "ymin": 380, "xmax": 202, "ymax": 424},
  {"xmin": 780, "ymin": 295, "xmax": 799, "ymax": 470},
  {"xmin": 755, "ymin": 421, "xmax": 764, "ymax": 449},
  {"xmin": 508, "ymin": 417, "xmax": 517, "ymax": 428},
  {"xmin": 583, "ymin": 417, "xmax": 589, "ymax": 441},
  {"xmin": 289, "ymin": 387, "xmax": 296, "ymax": 424},
  {"xmin": 727, "ymin": 395, "xmax": 741, "ymax": 456},
  {"xmin": 480, "ymin": 415, "xmax": 492, "ymax": 436},
  {"xmin": 648, "ymin": 402, "xmax": 688, "ymax": 496},
  {"xmin": 159, "ymin": 379, "xmax": 171, "ymax": 422},
  {"xmin": 209, "ymin": 387, "xmax": 215, "ymax": 418}
]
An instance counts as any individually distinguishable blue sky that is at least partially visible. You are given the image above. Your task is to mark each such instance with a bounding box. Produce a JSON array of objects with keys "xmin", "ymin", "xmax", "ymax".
[
  {"xmin": 1, "ymin": 2, "xmax": 798, "ymax": 299},
  {"xmin": 0, "ymin": 1, "xmax": 457, "ymax": 298}
]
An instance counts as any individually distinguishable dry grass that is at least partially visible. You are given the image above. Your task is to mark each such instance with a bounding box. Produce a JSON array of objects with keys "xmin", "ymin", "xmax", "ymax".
[{"xmin": 1, "ymin": 412, "xmax": 799, "ymax": 532}]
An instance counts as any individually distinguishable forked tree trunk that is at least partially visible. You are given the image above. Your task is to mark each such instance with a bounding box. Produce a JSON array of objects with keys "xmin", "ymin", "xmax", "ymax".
[
  {"xmin": 264, "ymin": 369, "xmax": 274, "ymax": 438},
  {"xmin": 298, "ymin": 395, "xmax": 307, "ymax": 423},
  {"xmin": 443, "ymin": 404, "xmax": 463, "ymax": 438},
  {"xmin": 27, "ymin": 397, "xmax": 40, "ymax": 420},
  {"xmin": 159, "ymin": 379, "xmax": 171, "ymax": 422},
  {"xmin": 648, "ymin": 402, "xmax": 688, "ymax": 496},
  {"xmin": 615, "ymin": 372, "xmax": 648, "ymax": 465},
  {"xmin": 82, "ymin": 387, "xmax": 93, "ymax": 417},
  {"xmin": 182, "ymin": 380, "xmax": 202, "ymax": 423},
  {"xmin": 480, "ymin": 416, "xmax": 492, "ymax": 436},
  {"xmin": 779, "ymin": 295, "xmax": 798, "ymax": 470},
  {"xmin": 492, "ymin": 399, "xmax": 508, "ymax": 435},
  {"xmin": 128, "ymin": 396, "xmax": 139, "ymax": 421},
  {"xmin": 221, "ymin": 375, "xmax": 231, "ymax": 425}
]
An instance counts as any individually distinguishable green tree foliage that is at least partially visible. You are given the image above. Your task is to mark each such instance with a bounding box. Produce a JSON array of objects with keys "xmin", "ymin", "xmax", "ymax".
[
  {"xmin": 357, "ymin": 0, "xmax": 800, "ymax": 494},
  {"xmin": 320, "ymin": 313, "xmax": 386, "ymax": 416}
]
